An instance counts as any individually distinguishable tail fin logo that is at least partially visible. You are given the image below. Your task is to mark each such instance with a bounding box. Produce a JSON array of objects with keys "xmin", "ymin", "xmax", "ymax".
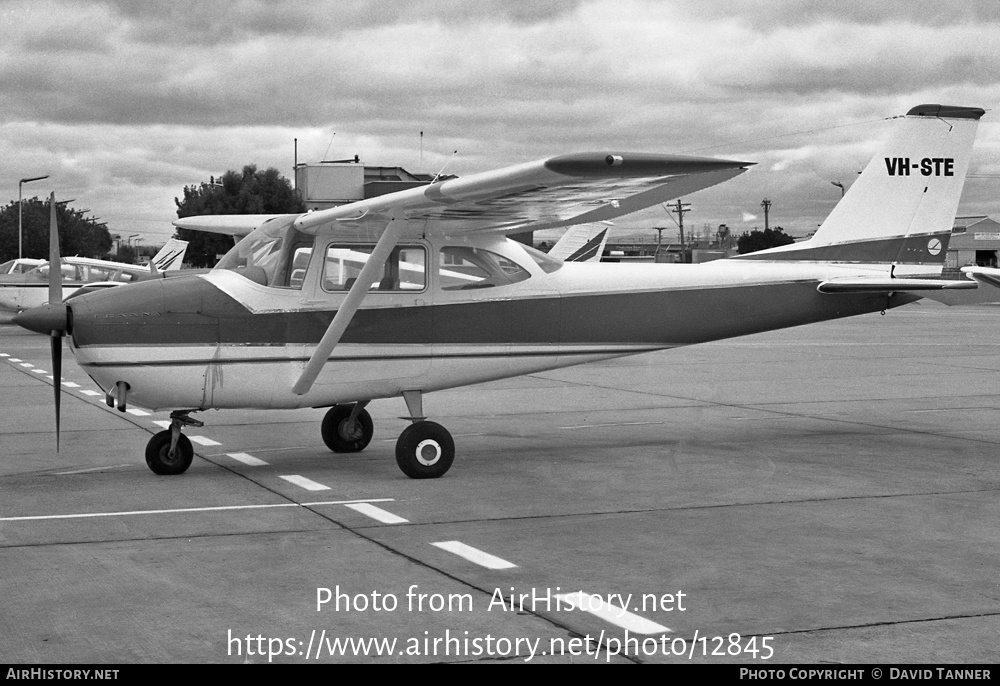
[
  {"xmin": 884, "ymin": 157, "xmax": 955, "ymax": 177},
  {"xmin": 927, "ymin": 238, "xmax": 942, "ymax": 256}
]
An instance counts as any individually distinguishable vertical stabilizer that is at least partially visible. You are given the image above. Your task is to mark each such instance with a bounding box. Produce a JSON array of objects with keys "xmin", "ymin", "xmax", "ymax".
[
  {"xmin": 150, "ymin": 238, "xmax": 188, "ymax": 271},
  {"xmin": 736, "ymin": 104, "xmax": 985, "ymax": 275}
]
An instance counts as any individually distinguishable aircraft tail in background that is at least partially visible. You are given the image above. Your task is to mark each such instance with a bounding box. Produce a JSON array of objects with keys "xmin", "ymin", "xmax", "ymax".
[
  {"xmin": 149, "ymin": 238, "xmax": 188, "ymax": 272},
  {"xmin": 548, "ymin": 224, "xmax": 610, "ymax": 262}
]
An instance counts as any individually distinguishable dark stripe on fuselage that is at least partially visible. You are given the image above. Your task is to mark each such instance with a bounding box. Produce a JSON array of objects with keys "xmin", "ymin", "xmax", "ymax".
[
  {"xmin": 733, "ymin": 232, "xmax": 950, "ymax": 264},
  {"xmin": 67, "ymin": 273, "xmax": 915, "ymax": 350},
  {"xmin": 78, "ymin": 347, "xmax": 649, "ymax": 369}
]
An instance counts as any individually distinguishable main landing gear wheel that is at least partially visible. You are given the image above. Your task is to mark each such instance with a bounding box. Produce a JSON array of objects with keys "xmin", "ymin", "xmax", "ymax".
[
  {"xmin": 145, "ymin": 431, "xmax": 194, "ymax": 476},
  {"xmin": 395, "ymin": 421, "xmax": 454, "ymax": 479},
  {"xmin": 321, "ymin": 404, "xmax": 374, "ymax": 453}
]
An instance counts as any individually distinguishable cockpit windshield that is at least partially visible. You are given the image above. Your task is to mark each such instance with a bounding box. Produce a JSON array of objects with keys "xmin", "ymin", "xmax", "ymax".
[{"xmin": 215, "ymin": 218, "xmax": 315, "ymax": 289}]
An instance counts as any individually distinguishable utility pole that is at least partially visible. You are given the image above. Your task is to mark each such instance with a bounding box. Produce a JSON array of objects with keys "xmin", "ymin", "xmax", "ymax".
[
  {"xmin": 761, "ymin": 198, "xmax": 772, "ymax": 231},
  {"xmin": 670, "ymin": 199, "xmax": 691, "ymax": 263},
  {"xmin": 19, "ymin": 175, "xmax": 50, "ymax": 259}
]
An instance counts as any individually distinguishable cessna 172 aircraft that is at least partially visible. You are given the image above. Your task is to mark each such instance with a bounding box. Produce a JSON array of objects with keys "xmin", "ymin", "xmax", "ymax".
[
  {"xmin": 14, "ymin": 104, "xmax": 992, "ymax": 480},
  {"xmin": 0, "ymin": 239, "xmax": 188, "ymax": 312}
]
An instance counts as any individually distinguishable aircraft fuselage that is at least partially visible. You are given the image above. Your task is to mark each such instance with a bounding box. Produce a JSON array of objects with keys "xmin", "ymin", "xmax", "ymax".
[{"xmin": 64, "ymin": 236, "xmax": 911, "ymax": 412}]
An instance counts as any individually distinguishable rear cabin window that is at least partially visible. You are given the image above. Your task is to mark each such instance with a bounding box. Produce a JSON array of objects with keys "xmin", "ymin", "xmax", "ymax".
[
  {"xmin": 439, "ymin": 247, "xmax": 531, "ymax": 290},
  {"xmin": 322, "ymin": 245, "xmax": 427, "ymax": 292}
]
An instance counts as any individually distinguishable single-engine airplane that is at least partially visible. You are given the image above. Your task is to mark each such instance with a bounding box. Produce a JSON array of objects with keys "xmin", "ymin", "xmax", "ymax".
[
  {"xmin": 14, "ymin": 104, "xmax": 987, "ymax": 480},
  {"xmin": 0, "ymin": 238, "xmax": 188, "ymax": 312}
]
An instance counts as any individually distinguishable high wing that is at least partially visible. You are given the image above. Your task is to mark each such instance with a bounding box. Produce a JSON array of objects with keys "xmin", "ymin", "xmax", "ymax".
[
  {"xmin": 296, "ymin": 152, "xmax": 751, "ymax": 236},
  {"xmin": 174, "ymin": 153, "xmax": 751, "ymax": 239}
]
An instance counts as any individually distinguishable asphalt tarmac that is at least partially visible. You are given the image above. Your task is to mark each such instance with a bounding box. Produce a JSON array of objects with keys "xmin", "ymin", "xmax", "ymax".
[{"xmin": 1, "ymin": 302, "xmax": 998, "ymax": 664}]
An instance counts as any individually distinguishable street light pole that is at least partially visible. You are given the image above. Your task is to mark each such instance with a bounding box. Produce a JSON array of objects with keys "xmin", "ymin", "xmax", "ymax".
[{"xmin": 18, "ymin": 175, "xmax": 50, "ymax": 259}]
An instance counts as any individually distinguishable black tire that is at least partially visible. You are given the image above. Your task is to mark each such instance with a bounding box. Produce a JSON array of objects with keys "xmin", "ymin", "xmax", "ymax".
[
  {"xmin": 321, "ymin": 404, "xmax": 374, "ymax": 453},
  {"xmin": 395, "ymin": 421, "xmax": 454, "ymax": 479},
  {"xmin": 145, "ymin": 430, "xmax": 194, "ymax": 475}
]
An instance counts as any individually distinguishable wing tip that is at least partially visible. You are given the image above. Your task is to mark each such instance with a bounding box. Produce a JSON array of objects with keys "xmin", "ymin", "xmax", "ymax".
[{"xmin": 544, "ymin": 152, "xmax": 754, "ymax": 178}]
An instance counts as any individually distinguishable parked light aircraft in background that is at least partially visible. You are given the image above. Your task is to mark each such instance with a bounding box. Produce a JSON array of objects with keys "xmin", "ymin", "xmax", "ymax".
[
  {"xmin": 0, "ymin": 239, "xmax": 188, "ymax": 312},
  {"xmin": 0, "ymin": 258, "xmax": 45, "ymax": 276},
  {"xmin": 14, "ymin": 104, "xmax": 988, "ymax": 480}
]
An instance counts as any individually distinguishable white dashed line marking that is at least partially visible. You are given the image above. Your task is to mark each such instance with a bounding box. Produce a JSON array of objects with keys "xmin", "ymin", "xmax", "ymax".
[
  {"xmin": 19, "ymin": 362, "xmax": 33, "ymax": 367},
  {"xmin": 61, "ymin": 382, "xmax": 80, "ymax": 388},
  {"xmin": 0, "ymin": 353, "xmax": 9, "ymax": 357},
  {"xmin": 31, "ymin": 369, "xmax": 47, "ymax": 374},
  {"xmin": 558, "ymin": 421, "xmax": 665, "ymax": 430},
  {"xmin": 79, "ymin": 390, "xmax": 101, "ymax": 396},
  {"xmin": 8, "ymin": 358, "xmax": 21, "ymax": 362},
  {"xmin": 189, "ymin": 435, "xmax": 221, "ymax": 447},
  {"xmin": 0, "ymin": 499, "xmax": 396, "ymax": 522},
  {"xmin": 279, "ymin": 475, "xmax": 331, "ymax": 491},
  {"xmin": 226, "ymin": 452, "xmax": 269, "ymax": 466},
  {"xmin": 152, "ymin": 420, "xmax": 171, "ymax": 429},
  {"xmin": 345, "ymin": 503, "xmax": 409, "ymax": 524},
  {"xmin": 126, "ymin": 409, "xmax": 151, "ymax": 416},
  {"xmin": 53, "ymin": 464, "xmax": 133, "ymax": 475},
  {"xmin": 431, "ymin": 541, "xmax": 517, "ymax": 569},
  {"xmin": 555, "ymin": 592, "xmax": 671, "ymax": 634}
]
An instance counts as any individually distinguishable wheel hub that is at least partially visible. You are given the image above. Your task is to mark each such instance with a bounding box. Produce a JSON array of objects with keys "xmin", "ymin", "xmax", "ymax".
[
  {"xmin": 415, "ymin": 439, "xmax": 442, "ymax": 466},
  {"xmin": 338, "ymin": 419, "xmax": 363, "ymax": 441}
]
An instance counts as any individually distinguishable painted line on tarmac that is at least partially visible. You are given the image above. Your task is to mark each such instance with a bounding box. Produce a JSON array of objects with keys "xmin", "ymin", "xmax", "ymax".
[
  {"xmin": 345, "ymin": 502, "xmax": 409, "ymax": 524},
  {"xmin": 0, "ymin": 498, "xmax": 396, "ymax": 522},
  {"xmin": 53, "ymin": 464, "xmax": 134, "ymax": 475},
  {"xmin": 189, "ymin": 435, "xmax": 222, "ymax": 447},
  {"xmin": 227, "ymin": 452, "xmax": 269, "ymax": 466},
  {"xmin": 555, "ymin": 592, "xmax": 671, "ymax": 634},
  {"xmin": 558, "ymin": 421, "xmax": 666, "ymax": 430},
  {"xmin": 280, "ymin": 474, "xmax": 331, "ymax": 491},
  {"xmin": 431, "ymin": 541, "xmax": 517, "ymax": 569}
]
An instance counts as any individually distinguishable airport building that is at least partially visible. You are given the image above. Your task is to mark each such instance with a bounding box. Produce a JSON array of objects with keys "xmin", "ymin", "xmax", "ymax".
[
  {"xmin": 945, "ymin": 215, "xmax": 1000, "ymax": 271},
  {"xmin": 294, "ymin": 158, "xmax": 439, "ymax": 210}
]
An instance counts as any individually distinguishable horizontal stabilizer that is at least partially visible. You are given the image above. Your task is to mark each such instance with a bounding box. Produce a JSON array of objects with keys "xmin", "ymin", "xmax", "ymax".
[
  {"xmin": 961, "ymin": 266, "xmax": 1000, "ymax": 290},
  {"xmin": 817, "ymin": 278, "xmax": 977, "ymax": 294}
]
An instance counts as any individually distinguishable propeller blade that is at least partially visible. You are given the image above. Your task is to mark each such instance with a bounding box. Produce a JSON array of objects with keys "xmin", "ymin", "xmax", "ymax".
[
  {"xmin": 48, "ymin": 192, "xmax": 60, "ymax": 305},
  {"xmin": 48, "ymin": 192, "xmax": 63, "ymax": 451},
  {"xmin": 52, "ymin": 332, "xmax": 63, "ymax": 451}
]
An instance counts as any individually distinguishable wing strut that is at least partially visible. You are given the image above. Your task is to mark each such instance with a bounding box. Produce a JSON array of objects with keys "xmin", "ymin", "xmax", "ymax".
[{"xmin": 291, "ymin": 217, "xmax": 405, "ymax": 396}]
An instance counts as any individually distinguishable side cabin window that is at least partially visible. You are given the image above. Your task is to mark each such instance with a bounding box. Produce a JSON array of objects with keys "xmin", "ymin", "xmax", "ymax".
[
  {"xmin": 215, "ymin": 221, "xmax": 316, "ymax": 289},
  {"xmin": 439, "ymin": 247, "xmax": 531, "ymax": 290},
  {"xmin": 322, "ymin": 245, "xmax": 427, "ymax": 292}
]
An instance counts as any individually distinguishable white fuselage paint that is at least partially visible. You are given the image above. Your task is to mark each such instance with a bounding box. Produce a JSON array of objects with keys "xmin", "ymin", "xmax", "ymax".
[{"xmin": 70, "ymin": 241, "xmax": 900, "ymax": 413}]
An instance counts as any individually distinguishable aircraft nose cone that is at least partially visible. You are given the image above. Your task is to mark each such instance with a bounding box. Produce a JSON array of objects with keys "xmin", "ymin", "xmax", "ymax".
[{"xmin": 13, "ymin": 302, "xmax": 70, "ymax": 335}]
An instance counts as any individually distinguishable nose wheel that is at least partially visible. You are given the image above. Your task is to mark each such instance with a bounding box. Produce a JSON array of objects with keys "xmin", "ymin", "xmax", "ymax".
[
  {"xmin": 144, "ymin": 410, "xmax": 200, "ymax": 475},
  {"xmin": 145, "ymin": 431, "xmax": 194, "ymax": 475}
]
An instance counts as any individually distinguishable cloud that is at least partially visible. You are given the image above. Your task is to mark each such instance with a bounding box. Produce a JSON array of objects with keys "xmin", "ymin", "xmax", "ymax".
[{"xmin": 1, "ymin": 0, "xmax": 998, "ymax": 243}]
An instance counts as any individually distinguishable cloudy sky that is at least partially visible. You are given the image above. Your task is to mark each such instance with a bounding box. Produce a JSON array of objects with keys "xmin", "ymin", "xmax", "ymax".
[{"xmin": 2, "ymin": 0, "xmax": 999, "ymax": 247}]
